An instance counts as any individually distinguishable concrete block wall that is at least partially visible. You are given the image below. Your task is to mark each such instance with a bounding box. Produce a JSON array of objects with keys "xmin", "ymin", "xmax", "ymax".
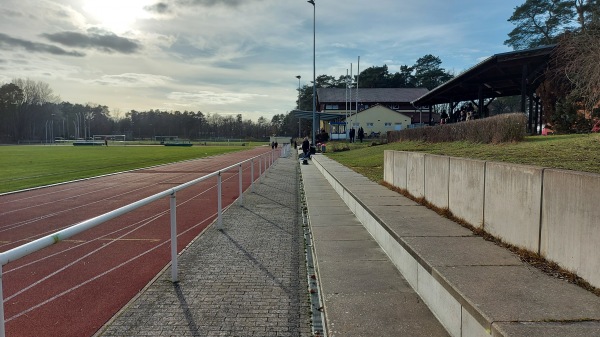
[
  {"xmin": 448, "ymin": 157, "xmax": 485, "ymax": 228},
  {"xmin": 407, "ymin": 152, "xmax": 424, "ymax": 197},
  {"xmin": 424, "ymin": 154, "xmax": 450, "ymax": 210},
  {"xmin": 541, "ymin": 169, "xmax": 600, "ymax": 289},
  {"xmin": 383, "ymin": 150, "xmax": 600, "ymax": 289},
  {"xmin": 393, "ymin": 151, "xmax": 408, "ymax": 190},
  {"xmin": 484, "ymin": 162, "xmax": 543, "ymax": 252}
]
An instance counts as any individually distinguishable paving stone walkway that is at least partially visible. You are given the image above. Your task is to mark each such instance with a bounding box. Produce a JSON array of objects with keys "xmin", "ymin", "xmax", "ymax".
[{"xmin": 96, "ymin": 155, "xmax": 311, "ymax": 337}]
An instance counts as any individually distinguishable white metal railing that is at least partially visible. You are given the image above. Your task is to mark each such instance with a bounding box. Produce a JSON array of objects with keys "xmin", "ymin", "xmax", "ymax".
[{"xmin": 0, "ymin": 149, "xmax": 278, "ymax": 337}]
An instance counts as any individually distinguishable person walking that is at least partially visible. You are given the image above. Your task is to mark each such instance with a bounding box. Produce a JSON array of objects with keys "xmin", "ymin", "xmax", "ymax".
[
  {"xmin": 358, "ymin": 127, "xmax": 364, "ymax": 143},
  {"xmin": 301, "ymin": 136, "xmax": 310, "ymax": 164}
]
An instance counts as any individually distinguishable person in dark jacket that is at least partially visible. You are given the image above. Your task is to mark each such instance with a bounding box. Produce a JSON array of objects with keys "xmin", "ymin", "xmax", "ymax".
[{"xmin": 301, "ymin": 136, "xmax": 310, "ymax": 164}]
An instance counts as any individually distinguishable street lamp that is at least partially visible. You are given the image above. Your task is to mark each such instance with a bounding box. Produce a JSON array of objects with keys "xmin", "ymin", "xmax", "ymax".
[
  {"xmin": 296, "ymin": 75, "xmax": 301, "ymax": 138},
  {"xmin": 308, "ymin": 0, "xmax": 316, "ymax": 145}
]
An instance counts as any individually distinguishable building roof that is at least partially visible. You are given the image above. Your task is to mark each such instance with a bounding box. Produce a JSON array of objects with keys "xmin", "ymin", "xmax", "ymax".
[
  {"xmin": 347, "ymin": 104, "xmax": 411, "ymax": 119},
  {"xmin": 317, "ymin": 87, "xmax": 429, "ymax": 103},
  {"xmin": 291, "ymin": 110, "xmax": 346, "ymax": 121},
  {"xmin": 412, "ymin": 45, "xmax": 556, "ymax": 106}
]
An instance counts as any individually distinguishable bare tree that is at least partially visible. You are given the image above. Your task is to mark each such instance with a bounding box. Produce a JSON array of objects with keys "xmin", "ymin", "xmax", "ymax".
[
  {"xmin": 551, "ymin": 28, "xmax": 600, "ymax": 113},
  {"xmin": 574, "ymin": 0, "xmax": 600, "ymax": 32},
  {"xmin": 12, "ymin": 78, "xmax": 60, "ymax": 106}
]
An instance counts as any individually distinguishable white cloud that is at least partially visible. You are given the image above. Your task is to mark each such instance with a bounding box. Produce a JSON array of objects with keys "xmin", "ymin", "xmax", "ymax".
[
  {"xmin": 168, "ymin": 91, "xmax": 267, "ymax": 106},
  {"xmin": 90, "ymin": 73, "xmax": 173, "ymax": 87}
]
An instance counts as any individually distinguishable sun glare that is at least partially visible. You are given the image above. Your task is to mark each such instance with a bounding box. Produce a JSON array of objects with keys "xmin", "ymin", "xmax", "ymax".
[{"xmin": 82, "ymin": 0, "xmax": 154, "ymax": 34}]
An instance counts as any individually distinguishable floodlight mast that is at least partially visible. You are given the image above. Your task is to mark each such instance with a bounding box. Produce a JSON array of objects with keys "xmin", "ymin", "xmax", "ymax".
[
  {"xmin": 308, "ymin": 0, "xmax": 316, "ymax": 145},
  {"xmin": 296, "ymin": 75, "xmax": 301, "ymax": 138}
]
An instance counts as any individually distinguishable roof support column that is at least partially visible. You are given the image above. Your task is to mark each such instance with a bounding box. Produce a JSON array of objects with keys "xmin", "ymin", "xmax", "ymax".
[
  {"xmin": 428, "ymin": 105, "xmax": 433, "ymax": 126},
  {"xmin": 521, "ymin": 63, "xmax": 530, "ymax": 132},
  {"xmin": 535, "ymin": 97, "xmax": 540, "ymax": 135},
  {"xmin": 478, "ymin": 84, "xmax": 485, "ymax": 118},
  {"xmin": 530, "ymin": 94, "xmax": 534, "ymax": 134}
]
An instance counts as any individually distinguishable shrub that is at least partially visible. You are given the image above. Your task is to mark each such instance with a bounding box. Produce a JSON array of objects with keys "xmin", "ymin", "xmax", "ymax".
[
  {"xmin": 330, "ymin": 143, "xmax": 350, "ymax": 152},
  {"xmin": 387, "ymin": 113, "xmax": 526, "ymax": 144}
]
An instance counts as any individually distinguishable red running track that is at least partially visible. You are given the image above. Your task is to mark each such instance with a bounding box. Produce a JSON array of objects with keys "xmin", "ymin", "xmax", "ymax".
[{"xmin": 0, "ymin": 147, "xmax": 275, "ymax": 337}]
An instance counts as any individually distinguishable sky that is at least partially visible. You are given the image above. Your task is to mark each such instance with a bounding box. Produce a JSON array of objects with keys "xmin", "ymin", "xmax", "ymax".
[{"xmin": 0, "ymin": 0, "xmax": 524, "ymax": 121}]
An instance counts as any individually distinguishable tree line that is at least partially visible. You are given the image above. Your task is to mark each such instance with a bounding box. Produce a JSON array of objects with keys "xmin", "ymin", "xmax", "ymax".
[{"xmin": 0, "ymin": 79, "xmax": 280, "ymax": 143}]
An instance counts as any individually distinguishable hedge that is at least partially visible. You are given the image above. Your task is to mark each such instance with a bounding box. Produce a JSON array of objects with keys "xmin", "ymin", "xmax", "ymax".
[{"xmin": 387, "ymin": 113, "xmax": 527, "ymax": 144}]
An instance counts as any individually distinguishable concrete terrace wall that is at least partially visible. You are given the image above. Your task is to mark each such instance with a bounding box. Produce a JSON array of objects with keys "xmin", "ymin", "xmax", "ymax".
[
  {"xmin": 484, "ymin": 162, "xmax": 543, "ymax": 252},
  {"xmin": 383, "ymin": 150, "xmax": 600, "ymax": 289},
  {"xmin": 449, "ymin": 157, "xmax": 485, "ymax": 228},
  {"xmin": 541, "ymin": 169, "xmax": 600, "ymax": 289}
]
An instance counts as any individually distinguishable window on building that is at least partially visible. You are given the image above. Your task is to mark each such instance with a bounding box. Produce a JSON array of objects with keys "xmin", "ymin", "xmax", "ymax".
[
  {"xmin": 366, "ymin": 122, "xmax": 374, "ymax": 127},
  {"xmin": 352, "ymin": 122, "xmax": 360, "ymax": 127},
  {"xmin": 384, "ymin": 122, "xmax": 392, "ymax": 127},
  {"xmin": 325, "ymin": 104, "xmax": 339, "ymax": 110}
]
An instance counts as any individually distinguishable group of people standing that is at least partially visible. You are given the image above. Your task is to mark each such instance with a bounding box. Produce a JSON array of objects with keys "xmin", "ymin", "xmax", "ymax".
[
  {"xmin": 348, "ymin": 126, "xmax": 364, "ymax": 143},
  {"xmin": 440, "ymin": 103, "xmax": 484, "ymax": 124}
]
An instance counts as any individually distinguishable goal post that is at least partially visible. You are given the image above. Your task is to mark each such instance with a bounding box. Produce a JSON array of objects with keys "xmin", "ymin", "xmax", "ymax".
[{"xmin": 93, "ymin": 135, "xmax": 126, "ymax": 142}]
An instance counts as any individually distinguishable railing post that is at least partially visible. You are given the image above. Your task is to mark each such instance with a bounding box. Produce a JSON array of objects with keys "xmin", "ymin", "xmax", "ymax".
[
  {"xmin": 238, "ymin": 164, "xmax": 243, "ymax": 206},
  {"xmin": 258, "ymin": 156, "xmax": 262, "ymax": 183},
  {"xmin": 1, "ymin": 266, "xmax": 5, "ymax": 337},
  {"xmin": 251, "ymin": 159, "xmax": 255, "ymax": 193},
  {"xmin": 170, "ymin": 192, "xmax": 178, "ymax": 283},
  {"xmin": 217, "ymin": 172, "xmax": 223, "ymax": 229}
]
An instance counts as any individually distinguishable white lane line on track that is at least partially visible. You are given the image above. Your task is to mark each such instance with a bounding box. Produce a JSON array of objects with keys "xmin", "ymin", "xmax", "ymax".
[
  {"xmin": 0, "ymin": 167, "xmax": 214, "ymax": 217},
  {"xmin": 0, "ymin": 155, "xmax": 246, "ymax": 236},
  {"xmin": 0, "ymin": 176, "xmax": 218, "ymax": 236},
  {"xmin": 6, "ymin": 212, "xmax": 216, "ymax": 323},
  {"xmin": 4, "ymin": 181, "xmax": 219, "ymax": 301},
  {"xmin": 100, "ymin": 238, "xmax": 161, "ymax": 242},
  {"xmin": 0, "ymin": 178, "xmax": 216, "ymax": 260}
]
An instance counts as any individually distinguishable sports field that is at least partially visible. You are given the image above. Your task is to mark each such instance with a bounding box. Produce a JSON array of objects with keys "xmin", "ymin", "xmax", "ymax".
[{"xmin": 0, "ymin": 144, "xmax": 262, "ymax": 193}]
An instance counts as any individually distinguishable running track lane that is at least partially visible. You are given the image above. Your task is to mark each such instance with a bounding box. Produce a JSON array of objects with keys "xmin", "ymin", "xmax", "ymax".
[{"xmin": 0, "ymin": 147, "xmax": 276, "ymax": 337}]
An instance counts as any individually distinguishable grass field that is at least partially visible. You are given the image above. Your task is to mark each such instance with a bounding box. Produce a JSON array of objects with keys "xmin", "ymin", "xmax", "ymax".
[
  {"xmin": 0, "ymin": 144, "xmax": 260, "ymax": 193},
  {"xmin": 326, "ymin": 133, "xmax": 600, "ymax": 183}
]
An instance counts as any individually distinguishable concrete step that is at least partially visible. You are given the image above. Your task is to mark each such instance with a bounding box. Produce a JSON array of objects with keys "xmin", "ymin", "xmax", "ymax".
[{"xmin": 301, "ymin": 160, "xmax": 449, "ymax": 336}]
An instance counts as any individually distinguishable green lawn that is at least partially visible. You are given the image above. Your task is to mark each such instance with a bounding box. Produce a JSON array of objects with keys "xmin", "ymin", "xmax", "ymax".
[
  {"xmin": 326, "ymin": 133, "xmax": 600, "ymax": 183},
  {"xmin": 0, "ymin": 144, "xmax": 259, "ymax": 193}
]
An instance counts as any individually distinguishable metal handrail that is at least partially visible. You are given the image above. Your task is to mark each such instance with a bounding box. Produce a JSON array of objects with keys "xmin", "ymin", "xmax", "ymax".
[{"xmin": 0, "ymin": 149, "xmax": 277, "ymax": 337}]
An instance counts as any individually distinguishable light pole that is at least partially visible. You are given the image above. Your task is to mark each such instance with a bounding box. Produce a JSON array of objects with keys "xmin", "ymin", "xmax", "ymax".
[
  {"xmin": 308, "ymin": 0, "xmax": 316, "ymax": 145},
  {"xmin": 296, "ymin": 75, "xmax": 301, "ymax": 138}
]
